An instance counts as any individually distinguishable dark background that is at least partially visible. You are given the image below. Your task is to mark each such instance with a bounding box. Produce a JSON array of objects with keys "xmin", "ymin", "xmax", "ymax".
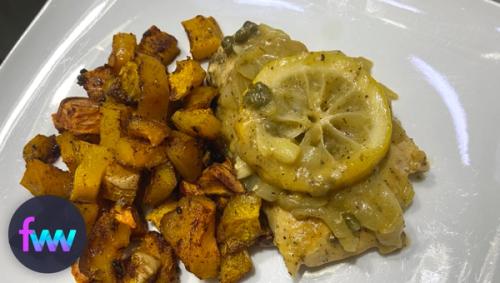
[{"xmin": 0, "ymin": 0, "xmax": 47, "ymax": 65}]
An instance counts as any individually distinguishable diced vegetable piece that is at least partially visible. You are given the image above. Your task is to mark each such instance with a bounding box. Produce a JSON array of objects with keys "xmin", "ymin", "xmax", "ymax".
[
  {"xmin": 79, "ymin": 211, "xmax": 131, "ymax": 282},
  {"xmin": 77, "ymin": 65, "xmax": 119, "ymax": 102},
  {"xmin": 146, "ymin": 200, "xmax": 177, "ymax": 228},
  {"xmin": 71, "ymin": 260, "xmax": 90, "ymax": 283},
  {"xmin": 136, "ymin": 53, "xmax": 170, "ymax": 121},
  {"xmin": 220, "ymin": 250, "xmax": 253, "ymax": 283},
  {"xmin": 172, "ymin": 108, "xmax": 221, "ymax": 139},
  {"xmin": 217, "ymin": 193, "xmax": 262, "ymax": 254},
  {"xmin": 114, "ymin": 204, "xmax": 148, "ymax": 237},
  {"xmin": 20, "ymin": 159, "xmax": 72, "ymax": 198},
  {"xmin": 160, "ymin": 196, "xmax": 220, "ymax": 279},
  {"xmin": 127, "ymin": 117, "xmax": 170, "ymax": 146},
  {"xmin": 102, "ymin": 162, "xmax": 140, "ymax": 204},
  {"xmin": 200, "ymin": 161, "xmax": 245, "ymax": 194},
  {"xmin": 122, "ymin": 232, "xmax": 179, "ymax": 283},
  {"xmin": 100, "ymin": 102, "xmax": 127, "ymax": 149},
  {"xmin": 138, "ymin": 25, "xmax": 180, "ymax": 66},
  {"xmin": 56, "ymin": 132, "xmax": 98, "ymax": 172},
  {"xmin": 52, "ymin": 97, "xmax": 101, "ymax": 135},
  {"xmin": 165, "ymin": 131, "xmax": 204, "ymax": 181},
  {"xmin": 108, "ymin": 33, "xmax": 137, "ymax": 73},
  {"xmin": 184, "ymin": 86, "xmax": 218, "ymax": 109},
  {"xmin": 71, "ymin": 146, "xmax": 113, "ymax": 203},
  {"xmin": 169, "ymin": 59, "xmax": 206, "ymax": 101},
  {"xmin": 181, "ymin": 15, "xmax": 223, "ymax": 60},
  {"xmin": 179, "ymin": 181, "xmax": 204, "ymax": 196},
  {"xmin": 74, "ymin": 203, "xmax": 99, "ymax": 236},
  {"xmin": 143, "ymin": 162, "xmax": 177, "ymax": 207},
  {"xmin": 116, "ymin": 61, "xmax": 141, "ymax": 104},
  {"xmin": 115, "ymin": 137, "xmax": 168, "ymax": 168},
  {"xmin": 22, "ymin": 134, "xmax": 59, "ymax": 163}
]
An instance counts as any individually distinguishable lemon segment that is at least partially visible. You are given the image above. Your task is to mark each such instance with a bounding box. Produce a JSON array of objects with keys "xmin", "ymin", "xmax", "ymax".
[{"xmin": 234, "ymin": 51, "xmax": 392, "ymax": 195}]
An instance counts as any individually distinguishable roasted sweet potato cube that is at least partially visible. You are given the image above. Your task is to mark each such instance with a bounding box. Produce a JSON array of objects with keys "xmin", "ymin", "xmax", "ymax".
[
  {"xmin": 182, "ymin": 15, "xmax": 223, "ymax": 60},
  {"xmin": 160, "ymin": 196, "xmax": 220, "ymax": 279},
  {"xmin": 115, "ymin": 137, "xmax": 168, "ymax": 169},
  {"xmin": 165, "ymin": 131, "xmax": 204, "ymax": 181},
  {"xmin": 172, "ymin": 108, "xmax": 221, "ymax": 139},
  {"xmin": 20, "ymin": 159, "xmax": 72, "ymax": 198},
  {"xmin": 184, "ymin": 86, "xmax": 218, "ymax": 109},
  {"xmin": 146, "ymin": 200, "xmax": 177, "ymax": 228},
  {"xmin": 56, "ymin": 132, "xmax": 98, "ymax": 172},
  {"xmin": 74, "ymin": 203, "xmax": 99, "ymax": 236},
  {"xmin": 23, "ymin": 134, "xmax": 59, "ymax": 163},
  {"xmin": 77, "ymin": 65, "xmax": 118, "ymax": 102},
  {"xmin": 79, "ymin": 211, "xmax": 131, "ymax": 282},
  {"xmin": 143, "ymin": 162, "xmax": 177, "ymax": 207},
  {"xmin": 108, "ymin": 33, "xmax": 137, "ymax": 73},
  {"xmin": 168, "ymin": 58, "xmax": 206, "ymax": 101},
  {"xmin": 52, "ymin": 97, "xmax": 101, "ymax": 136},
  {"xmin": 127, "ymin": 117, "xmax": 170, "ymax": 146},
  {"xmin": 71, "ymin": 145, "xmax": 113, "ymax": 203},
  {"xmin": 138, "ymin": 25, "xmax": 180, "ymax": 66},
  {"xmin": 136, "ymin": 53, "xmax": 170, "ymax": 121},
  {"xmin": 102, "ymin": 162, "xmax": 140, "ymax": 204},
  {"xmin": 217, "ymin": 193, "xmax": 262, "ymax": 255},
  {"xmin": 220, "ymin": 250, "xmax": 253, "ymax": 283}
]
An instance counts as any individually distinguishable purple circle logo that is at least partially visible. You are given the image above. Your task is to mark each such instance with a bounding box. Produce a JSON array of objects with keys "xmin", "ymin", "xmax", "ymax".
[{"xmin": 8, "ymin": 196, "xmax": 87, "ymax": 273}]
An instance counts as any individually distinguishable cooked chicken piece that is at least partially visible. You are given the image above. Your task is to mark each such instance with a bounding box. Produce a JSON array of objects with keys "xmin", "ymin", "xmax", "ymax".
[{"xmin": 264, "ymin": 120, "xmax": 428, "ymax": 275}]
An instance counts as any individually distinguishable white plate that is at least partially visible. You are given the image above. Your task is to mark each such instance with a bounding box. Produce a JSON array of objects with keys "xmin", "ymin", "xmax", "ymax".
[{"xmin": 1, "ymin": 0, "xmax": 500, "ymax": 282}]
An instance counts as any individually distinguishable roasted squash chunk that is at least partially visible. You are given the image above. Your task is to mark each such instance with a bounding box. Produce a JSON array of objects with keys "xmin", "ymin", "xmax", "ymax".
[
  {"xmin": 217, "ymin": 193, "xmax": 262, "ymax": 255},
  {"xmin": 160, "ymin": 196, "xmax": 220, "ymax": 279},
  {"xmin": 172, "ymin": 108, "xmax": 221, "ymax": 139},
  {"xmin": 122, "ymin": 232, "xmax": 179, "ymax": 283},
  {"xmin": 79, "ymin": 210, "xmax": 131, "ymax": 282},
  {"xmin": 168, "ymin": 58, "xmax": 206, "ymax": 101},
  {"xmin": 179, "ymin": 180, "xmax": 204, "ymax": 196},
  {"xmin": 165, "ymin": 130, "xmax": 204, "ymax": 181},
  {"xmin": 182, "ymin": 15, "xmax": 223, "ymax": 60},
  {"xmin": 56, "ymin": 132, "xmax": 98, "ymax": 172},
  {"xmin": 71, "ymin": 145, "xmax": 113, "ymax": 203},
  {"xmin": 77, "ymin": 65, "xmax": 118, "ymax": 102},
  {"xmin": 136, "ymin": 53, "xmax": 170, "ymax": 121},
  {"xmin": 116, "ymin": 61, "xmax": 141, "ymax": 104},
  {"xmin": 199, "ymin": 161, "xmax": 245, "ymax": 194},
  {"xmin": 146, "ymin": 200, "xmax": 177, "ymax": 228},
  {"xmin": 220, "ymin": 250, "xmax": 253, "ymax": 283},
  {"xmin": 22, "ymin": 134, "xmax": 59, "ymax": 163},
  {"xmin": 143, "ymin": 162, "xmax": 177, "ymax": 207},
  {"xmin": 127, "ymin": 117, "xmax": 170, "ymax": 146},
  {"xmin": 100, "ymin": 102, "xmax": 127, "ymax": 149},
  {"xmin": 138, "ymin": 25, "xmax": 180, "ymax": 66},
  {"xmin": 184, "ymin": 86, "xmax": 218, "ymax": 109},
  {"xmin": 108, "ymin": 32, "xmax": 137, "ymax": 73},
  {"xmin": 102, "ymin": 162, "xmax": 140, "ymax": 204},
  {"xmin": 74, "ymin": 203, "xmax": 99, "ymax": 236},
  {"xmin": 20, "ymin": 159, "xmax": 72, "ymax": 198},
  {"xmin": 115, "ymin": 137, "xmax": 168, "ymax": 169},
  {"xmin": 52, "ymin": 97, "xmax": 101, "ymax": 135}
]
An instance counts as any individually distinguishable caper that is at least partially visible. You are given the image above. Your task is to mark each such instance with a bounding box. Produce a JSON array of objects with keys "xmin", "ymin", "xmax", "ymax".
[
  {"xmin": 234, "ymin": 21, "xmax": 258, "ymax": 43},
  {"xmin": 343, "ymin": 213, "xmax": 361, "ymax": 232},
  {"xmin": 221, "ymin": 36, "xmax": 234, "ymax": 54},
  {"xmin": 243, "ymin": 82, "xmax": 272, "ymax": 108}
]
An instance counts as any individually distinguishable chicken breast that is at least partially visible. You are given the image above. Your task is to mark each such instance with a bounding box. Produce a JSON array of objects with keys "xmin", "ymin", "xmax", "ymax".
[{"xmin": 265, "ymin": 120, "xmax": 428, "ymax": 275}]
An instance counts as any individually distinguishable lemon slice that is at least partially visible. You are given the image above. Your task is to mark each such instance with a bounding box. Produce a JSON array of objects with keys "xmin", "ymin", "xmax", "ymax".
[{"xmin": 233, "ymin": 51, "xmax": 392, "ymax": 196}]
